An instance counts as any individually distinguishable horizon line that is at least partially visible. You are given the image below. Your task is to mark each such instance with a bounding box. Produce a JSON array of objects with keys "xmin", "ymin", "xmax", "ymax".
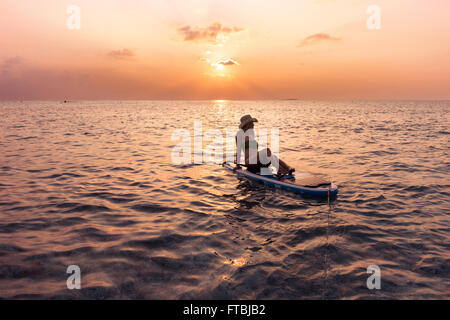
[{"xmin": 1, "ymin": 98, "xmax": 450, "ymax": 102}]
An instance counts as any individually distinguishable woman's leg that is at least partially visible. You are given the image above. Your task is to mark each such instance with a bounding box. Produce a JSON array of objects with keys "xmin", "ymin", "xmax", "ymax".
[{"xmin": 258, "ymin": 148, "xmax": 293, "ymax": 175}]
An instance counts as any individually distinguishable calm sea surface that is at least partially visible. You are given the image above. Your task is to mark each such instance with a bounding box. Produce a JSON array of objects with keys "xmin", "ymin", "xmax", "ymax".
[{"xmin": 0, "ymin": 100, "xmax": 449, "ymax": 299}]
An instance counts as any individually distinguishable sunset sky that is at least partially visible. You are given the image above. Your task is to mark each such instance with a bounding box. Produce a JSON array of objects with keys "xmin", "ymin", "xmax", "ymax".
[{"xmin": 1, "ymin": 0, "xmax": 449, "ymax": 100}]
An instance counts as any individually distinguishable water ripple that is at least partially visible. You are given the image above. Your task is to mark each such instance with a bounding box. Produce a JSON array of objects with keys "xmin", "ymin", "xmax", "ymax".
[{"xmin": 0, "ymin": 100, "xmax": 448, "ymax": 299}]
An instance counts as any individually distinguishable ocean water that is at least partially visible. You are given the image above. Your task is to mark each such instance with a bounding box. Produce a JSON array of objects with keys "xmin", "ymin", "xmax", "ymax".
[{"xmin": 0, "ymin": 100, "xmax": 448, "ymax": 299}]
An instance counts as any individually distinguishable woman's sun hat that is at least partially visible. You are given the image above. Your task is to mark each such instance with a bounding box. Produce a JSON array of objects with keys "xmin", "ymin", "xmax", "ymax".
[{"xmin": 239, "ymin": 114, "xmax": 258, "ymax": 129}]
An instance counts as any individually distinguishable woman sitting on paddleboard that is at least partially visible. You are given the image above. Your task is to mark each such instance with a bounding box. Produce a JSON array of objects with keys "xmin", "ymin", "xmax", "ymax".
[{"xmin": 235, "ymin": 114, "xmax": 294, "ymax": 178}]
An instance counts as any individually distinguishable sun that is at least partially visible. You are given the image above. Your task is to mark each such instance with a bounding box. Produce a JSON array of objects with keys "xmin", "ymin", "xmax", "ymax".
[{"xmin": 208, "ymin": 61, "xmax": 232, "ymax": 78}]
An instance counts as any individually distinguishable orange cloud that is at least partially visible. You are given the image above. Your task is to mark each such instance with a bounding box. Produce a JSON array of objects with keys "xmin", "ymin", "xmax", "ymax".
[
  {"xmin": 107, "ymin": 48, "xmax": 135, "ymax": 59},
  {"xmin": 298, "ymin": 33, "xmax": 340, "ymax": 47},
  {"xmin": 177, "ymin": 22, "xmax": 244, "ymax": 43}
]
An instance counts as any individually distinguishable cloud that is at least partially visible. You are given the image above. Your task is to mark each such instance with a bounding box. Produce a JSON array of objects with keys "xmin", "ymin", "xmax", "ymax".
[
  {"xmin": 0, "ymin": 64, "xmax": 178, "ymax": 100},
  {"xmin": 298, "ymin": 33, "xmax": 340, "ymax": 47},
  {"xmin": 217, "ymin": 59, "xmax": 239, "ymax": 66},
  {"xmin": 107, "ymin": 48, "xmax": 135, "ymax": 59},
  {"xmin": 177, "ymin": 22, "xmax": 244, "ymax": 43},
  {"xmin": 199, "ymin": 57, "xmax": 211, "ymax": 63},
  {"xmin": 209, "ymin": 59, "xmax": 240, "ymax": 70},
  {"xmin": 4, "ymin": 56, "xmax": 23, "ymax": 66},
  {"xmin": 2, "ymin": 56, "xmax": 24, "ymax": 75}
]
